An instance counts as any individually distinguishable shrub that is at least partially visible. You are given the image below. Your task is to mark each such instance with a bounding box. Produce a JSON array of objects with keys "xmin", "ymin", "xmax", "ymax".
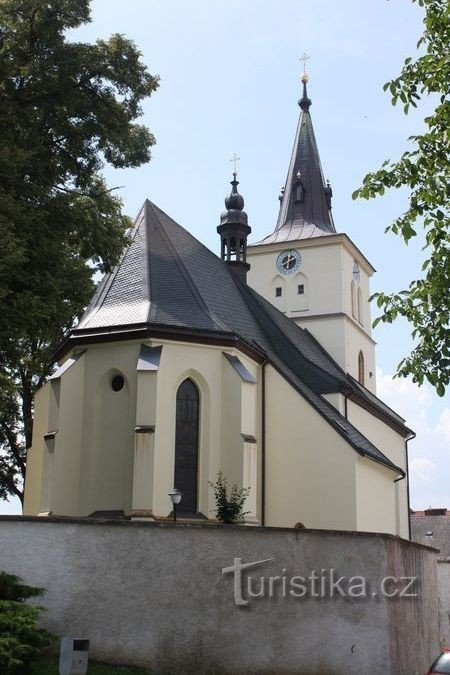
[
  {"xmin": 209, "ymin": 471, "xmax": 250, "ymax": 524},
  {"xmin": 0, "ymin": 572, "xmax": 53, "ymax": 674}
]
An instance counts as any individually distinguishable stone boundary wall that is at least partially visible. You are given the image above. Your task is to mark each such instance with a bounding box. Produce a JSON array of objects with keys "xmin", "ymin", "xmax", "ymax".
[
  {"xmin": 0, "ymin": 517, "xmax": 439, "ymax": 674},
  {"xmin": 438, "ymin": 559, "xmax": 450, "ymax": 648}
]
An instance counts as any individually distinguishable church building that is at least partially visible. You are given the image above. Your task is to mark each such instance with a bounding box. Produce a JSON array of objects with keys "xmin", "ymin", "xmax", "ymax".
[{"xmin": 24, "ymin": 72, "xmax": 413, "ymax": 538}]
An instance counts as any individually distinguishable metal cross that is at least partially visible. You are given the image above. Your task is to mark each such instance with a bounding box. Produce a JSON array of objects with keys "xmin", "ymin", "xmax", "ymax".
[
  {"xmin": 299, "ymin": 52, "xmax": 310, "ymax": 74},
  {"xmin": 229, "ymin": 153, "xmax": 240, "ymax": 174}
]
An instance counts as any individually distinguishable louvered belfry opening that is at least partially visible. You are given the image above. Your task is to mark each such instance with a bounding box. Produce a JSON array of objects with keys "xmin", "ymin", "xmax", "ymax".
[{"xmin": 174, "ymin": 378, "xmax": 200, "ymax": 515}]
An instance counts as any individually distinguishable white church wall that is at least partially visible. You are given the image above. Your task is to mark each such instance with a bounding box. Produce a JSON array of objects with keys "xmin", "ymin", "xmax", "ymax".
[
  {"xmin": 151, "ymin": 341, "xmax": 218, "ymax": 519},
  {"xmin": 131, "ymin": 366, "xmax": 158, "ymax": 516},
  {"xmin": 221, "ymin": 356, "xmax": 247, "ymax": 490},
  {"xmin": 88, "ymin": 369, "xmax": 132, "ymax": 512},
  {"xmin": 78, "ymin": 342, "xmax": 138, "ymax": 517},
  {"xmin": 23, "ymin": 385, "xmax": 49, "ymax": 515},
  {"xmin": 50, "ymin": 352, "xmax": 86, "ymax": 516},
  {"xmin": 264, "ymin": 366, "xmax": 358, "ymax": 530},
  {"xmin": 347, "ymin": 399, "xmax": 409, "ymax": 538},
  {"xmin": 24, "ymin": 337, "xmax": 263, "ymax": 522},
  {"xmin": 322, "ymin": 392, "xmax": 346, "ymax": 415},
  {"xmin": 355, "ymin": 458, "xmax": 397, "ymax": 535},
  {"xmin": 248, "ymin": 238, "xmax": 345, "ymax": 317},
  {"xmin": 344, "ymin": 319, "xmax": 377, "ymax": 392},
  {"xmin": 248, "ymin": 236, "xmax": 377, "ymax": 392},
  {"xmin": 295, "ymin": 315, "xmax": 347, "ymax": 371}
]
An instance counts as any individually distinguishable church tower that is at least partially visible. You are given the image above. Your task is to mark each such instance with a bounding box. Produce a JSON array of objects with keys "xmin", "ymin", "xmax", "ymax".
[{"xmin": 247, "ymin": 69, "xmax": 377, "ymax": 393}]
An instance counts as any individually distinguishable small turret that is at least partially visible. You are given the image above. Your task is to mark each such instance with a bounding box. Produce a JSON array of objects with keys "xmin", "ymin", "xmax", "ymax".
[{"xmin": 217, "ymin": 172, "xmax": 251, "ymax": 283}]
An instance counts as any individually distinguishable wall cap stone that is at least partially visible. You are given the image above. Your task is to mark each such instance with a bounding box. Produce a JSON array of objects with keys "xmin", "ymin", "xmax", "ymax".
[{"xmin": 0, "ymin": 515, "xmax": 439, "ymax": 551}]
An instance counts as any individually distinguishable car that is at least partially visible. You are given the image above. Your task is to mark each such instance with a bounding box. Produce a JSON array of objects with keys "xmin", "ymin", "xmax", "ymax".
[{"xmin": 427, "ymin": 649, "xmax": 450, "ymax": 674}]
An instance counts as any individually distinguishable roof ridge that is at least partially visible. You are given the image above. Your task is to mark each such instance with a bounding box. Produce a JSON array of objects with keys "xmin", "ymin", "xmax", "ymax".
[
  {"xmin": 77, "ymin": 209, "xmax": 146, "ymax": 329},
  {"xmin": 144, "ymin": 200, "xmax": 231, "ymax": 333}
]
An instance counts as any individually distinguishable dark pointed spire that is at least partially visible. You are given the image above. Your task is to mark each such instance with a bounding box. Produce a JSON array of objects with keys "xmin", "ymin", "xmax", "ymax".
[
  {"xmin": 218, "ymin": 171, "xmax": 251, "ymax": 283},
  {"xmin": 255, "ymin": 70, "xmax": 336, "ymax": 245}
]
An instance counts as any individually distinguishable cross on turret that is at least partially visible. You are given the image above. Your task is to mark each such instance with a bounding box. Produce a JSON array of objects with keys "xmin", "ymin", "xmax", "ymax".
[
  {"xmin": 299, "ymin": 52, "xmax": 310, "ymax": 76},
  {"xmin": 229, "ymin": 153, "xmax": 240, "ymax": 175}
]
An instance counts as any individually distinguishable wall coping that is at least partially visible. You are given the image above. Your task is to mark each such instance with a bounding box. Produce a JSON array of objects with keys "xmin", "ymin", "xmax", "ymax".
[{"xmin": 0, "ymin": 515, "xmax": 438, "ymax": 552}]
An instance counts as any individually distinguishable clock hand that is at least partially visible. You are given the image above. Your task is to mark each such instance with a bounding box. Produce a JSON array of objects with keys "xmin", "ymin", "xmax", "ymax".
[{"xmin": 284, "ymin": 253, "xmax": 294, "ymax": 268}]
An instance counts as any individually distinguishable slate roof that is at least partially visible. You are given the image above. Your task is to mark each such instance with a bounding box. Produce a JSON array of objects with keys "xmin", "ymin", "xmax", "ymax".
[
  {"xmin": 254, "ymin": 79, "xmax": 336, "ymax": 245},
  {"xmin": 70, "ymin": 199, "xmax": 408, "ymax": 475},
  {"xmin": 411, "ymin": 514, "xmax": 450, "ymax": 557}
]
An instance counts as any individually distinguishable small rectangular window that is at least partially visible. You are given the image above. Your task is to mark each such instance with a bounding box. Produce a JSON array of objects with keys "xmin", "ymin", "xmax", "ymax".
[
  {"xmin": 297, "ymin": 284, "xmax": 304, "ymax": 295},
  {"xmin": 275, "ymin": 287, "xmax": 282, "ymax": 297}
]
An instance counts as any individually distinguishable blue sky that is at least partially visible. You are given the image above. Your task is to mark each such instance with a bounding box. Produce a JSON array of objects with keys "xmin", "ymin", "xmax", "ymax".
[{"xmin": 1, "ymin": 0, "xmax": 448, "ymax": 513}]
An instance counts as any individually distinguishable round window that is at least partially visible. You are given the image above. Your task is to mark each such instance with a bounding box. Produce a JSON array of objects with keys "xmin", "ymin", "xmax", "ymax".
[{"xmin": 111, "ymin": 375, "xmax": 124, "ymax": 392}]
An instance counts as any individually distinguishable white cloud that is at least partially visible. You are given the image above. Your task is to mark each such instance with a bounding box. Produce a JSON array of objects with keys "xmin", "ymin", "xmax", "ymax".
[
  {"xmin": 377, "ymin": 368, "xmax": 450, "ymax": 510},
  {"xmin": 410, "ymin": 457, "xmax": 437, "ymax": 483}
]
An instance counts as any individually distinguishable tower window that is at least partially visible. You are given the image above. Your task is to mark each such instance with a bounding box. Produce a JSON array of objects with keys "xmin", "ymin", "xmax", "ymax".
[
  {"xmin": 358, "ymin": 351, "xmax": 365, "ymax": 387},
  {"xmin": 275, "ymin": 287, "xmax": 282, "ymax": 297},
  {"xmin": 297, "ymin": 284, "xmax": 304, "ymax": 295}
]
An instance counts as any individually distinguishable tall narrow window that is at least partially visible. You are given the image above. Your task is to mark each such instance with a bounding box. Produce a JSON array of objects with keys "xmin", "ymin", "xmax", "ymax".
[
  {"xmin": 275, "ymin": 287, "xmax": 282, "ymax": 297},
  {"xmin": 357, "ymin": 287, "xmax": 363, "ymax": 324},
  {"xmin": 358, "ymin": 351, "xmax": 365, "ymax": 386},
  {"xmin": 351, "ymin": 280, "xmax": 357, "ymax": 318},
  {"xmin": 174, "ymin": 379, "xmax": 199, "ymax": 514}
]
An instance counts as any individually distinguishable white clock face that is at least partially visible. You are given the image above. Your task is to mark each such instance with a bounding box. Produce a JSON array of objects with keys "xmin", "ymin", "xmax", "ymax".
[
  {"xmin": 352, "ymin": 261, "xmax": 360, "ymax": 284},
  {"xmin": 276, "ymin": 250, "xmax": 302, "ymax": 275}
]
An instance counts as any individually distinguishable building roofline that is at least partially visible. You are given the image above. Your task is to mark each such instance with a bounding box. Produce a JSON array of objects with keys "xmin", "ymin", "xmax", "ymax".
[{"xmin": 248, "ymin": 232, "xmax": 376, "ymax": 275}]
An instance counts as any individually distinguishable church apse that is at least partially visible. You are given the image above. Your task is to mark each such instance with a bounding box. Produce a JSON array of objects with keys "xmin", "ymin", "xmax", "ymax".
[{"xmin": 86, "ymin": 368, "xmax": 133, "ymax": 515}]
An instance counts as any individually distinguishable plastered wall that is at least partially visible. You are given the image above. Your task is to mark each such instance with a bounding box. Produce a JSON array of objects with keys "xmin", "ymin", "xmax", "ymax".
[{"xmin": 0, "ymin": 518, "xmax": 439, "ymax": 675}]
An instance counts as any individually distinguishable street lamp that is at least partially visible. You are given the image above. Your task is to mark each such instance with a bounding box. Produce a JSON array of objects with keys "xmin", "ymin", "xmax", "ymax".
[{"xmin": 168, "ymin": 488, "xmax": 182, "ymax": 522}]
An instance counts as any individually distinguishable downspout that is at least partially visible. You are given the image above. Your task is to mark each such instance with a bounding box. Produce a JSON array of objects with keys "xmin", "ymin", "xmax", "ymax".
[
  {"xmin": 405, "ymin": 431, "xmax": 416, "ymax": 541},
  {"xmin": 261, "ymin": 360, "xmax": 267, "ymax": 527}
]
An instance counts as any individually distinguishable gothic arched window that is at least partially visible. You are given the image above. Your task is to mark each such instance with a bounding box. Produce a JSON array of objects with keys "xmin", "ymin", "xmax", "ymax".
[{"xmin": 174, "ymin": 378, "xmax": 200, "ymax": 515}]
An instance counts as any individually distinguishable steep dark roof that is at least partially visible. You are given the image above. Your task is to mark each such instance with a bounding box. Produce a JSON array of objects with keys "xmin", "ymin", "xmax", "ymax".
[
  {"xmin": 71, "ymin": 199, "xmax": 406, "ymax": 475},
  {"xmin": 254, "ymin": 78, "xmax": 335, "ymax": 245}
]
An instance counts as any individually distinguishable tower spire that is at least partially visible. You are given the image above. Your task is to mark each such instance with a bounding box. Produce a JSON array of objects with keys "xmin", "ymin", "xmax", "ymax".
[{"xmin": 255, "ymin": 64, "xmax": 335, "ymax": 245}]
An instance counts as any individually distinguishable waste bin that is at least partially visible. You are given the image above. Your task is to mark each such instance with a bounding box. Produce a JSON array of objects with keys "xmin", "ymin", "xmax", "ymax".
[{"xmin": 59, "ymin": 637, "xmax": 89, "ymax": 675}]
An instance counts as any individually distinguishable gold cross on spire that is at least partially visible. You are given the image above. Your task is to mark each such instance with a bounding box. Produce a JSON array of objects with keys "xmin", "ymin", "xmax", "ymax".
[
  {"xmin": 299, "ymin": 52, "xmax": 310, "ymax": 75},
  {"xmin": 229, "ymin": 153, "xmax": 240, "ymax": 175}
]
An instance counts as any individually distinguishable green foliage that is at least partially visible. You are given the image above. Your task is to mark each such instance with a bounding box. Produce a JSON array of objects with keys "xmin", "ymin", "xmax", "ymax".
[
  {"xmin": 0, "ymin": 0, "xmax": 159, "ymax": 500},
  {"xmin": 209, "ymin": 471, "xmax": 250, "ymax": 524},
  {"xmin": 352, "ymin": 0, "xmax": 450, "ymax": 395},
  {"xmin": 0, "ymin": 572, "xmax": 52, "ymax": 674}
]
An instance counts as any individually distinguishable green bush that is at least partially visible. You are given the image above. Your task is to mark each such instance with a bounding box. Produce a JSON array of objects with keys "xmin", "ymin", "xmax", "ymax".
[
  {"xmin": 209, "ymin": 471, "xmax": 250, "ymax": 524},
  {"xmin": 0, "ymin": 572, "xmax": 53, "ymax": 674}
]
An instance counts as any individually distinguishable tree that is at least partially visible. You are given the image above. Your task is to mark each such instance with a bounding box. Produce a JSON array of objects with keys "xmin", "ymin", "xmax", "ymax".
[
  {"xmin": 0, "ymin": 0, "xmax": 159, "ymax": 502},
  {"xmin": 0, "ymin": 571, "xmax": 52, "ymax": 674},
  {"xmin": 353, "ymin": 0, "xmax": 450, "ymax": 396}
]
